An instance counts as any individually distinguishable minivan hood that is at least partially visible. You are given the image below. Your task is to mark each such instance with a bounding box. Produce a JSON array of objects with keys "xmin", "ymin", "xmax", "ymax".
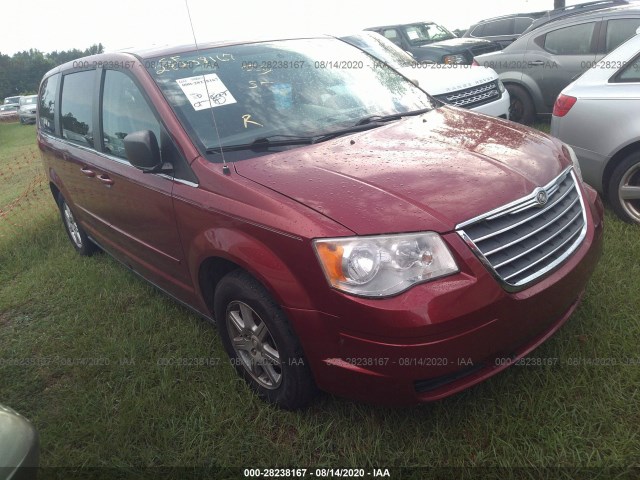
[
  {"xmin": 418, "ymin": 37, "xmax": 496, "ymax": 51},
  {"xmin": 234, "ymin": 107, "xmax": 567, "ymax": 235}
]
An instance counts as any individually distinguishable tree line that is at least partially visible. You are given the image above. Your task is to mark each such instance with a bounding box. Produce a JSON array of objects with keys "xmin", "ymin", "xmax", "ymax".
[{"xmin": 0, "ymin": 44, "xmax": 104, "ymax": 100}]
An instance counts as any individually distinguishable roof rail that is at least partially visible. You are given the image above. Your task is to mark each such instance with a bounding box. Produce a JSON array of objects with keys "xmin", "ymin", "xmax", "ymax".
[{"xmin": 522, "ymin": 0, "xmax": 632, "ymax": 34}]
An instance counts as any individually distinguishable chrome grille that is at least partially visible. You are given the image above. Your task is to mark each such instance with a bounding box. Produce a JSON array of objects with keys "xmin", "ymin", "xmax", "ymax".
[
  {"xmin": 456, "ymin": 169, "xmax": 587, "ymax": 291},
  {"xmin": 434, "ymin": 81, "xmax": 501, "ymax": 109}
]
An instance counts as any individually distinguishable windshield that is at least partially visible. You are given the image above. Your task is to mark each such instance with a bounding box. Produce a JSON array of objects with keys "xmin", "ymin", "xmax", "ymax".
[
  {"xmin": 146, "ymin": 38, "xmax": 433, "ymax": 159},
  {"xmin": 4, "ymin": 96, "xmax": 20, "ymax": 105},
  {"xmin": 403, "ymin": 23, "xmax": 456, "ymax": 46},
  {"xmin": 21, "ymin": 96, "xmax": 37, "ymax": 105},
  {"xmin": 340, "ymin": 32, "xmax": 416, "ymax": 71}
]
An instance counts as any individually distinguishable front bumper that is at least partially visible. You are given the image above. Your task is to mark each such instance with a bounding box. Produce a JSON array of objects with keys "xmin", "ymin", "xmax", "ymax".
[
  {"xmin": 287, "ymin": 184, "xmax": 603, "ymax": 405},
  {"xmin": 19, "ymin": 112, "xmax": 37, "ymax": 124}
]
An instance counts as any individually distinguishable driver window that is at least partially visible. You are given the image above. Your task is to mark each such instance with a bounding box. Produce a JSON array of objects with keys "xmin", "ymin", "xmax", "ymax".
[
  {"xmin": 382, "ymin": 29, "xmax": 402, "ymax": 47},
  {"xmin": 101, "ymin": 70, "xmax": 161, "ymax": 160}
]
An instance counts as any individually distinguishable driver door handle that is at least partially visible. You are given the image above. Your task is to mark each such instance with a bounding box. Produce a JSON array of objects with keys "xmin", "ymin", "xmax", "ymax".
[
  {"xmin": 80, "ymin": 167, "xmax": 95, "ymax": 178},
  {"xmin": 528, "ymin": 60, "xmax": 545, "ymax": 66}
]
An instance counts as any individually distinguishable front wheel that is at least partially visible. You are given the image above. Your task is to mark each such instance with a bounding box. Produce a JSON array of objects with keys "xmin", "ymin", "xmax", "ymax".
[
  {"xmin": 506, "ymin": 84, "xmax": 535, "ymax": 124},
  {"xmin": 608, "ymin": 152, "xmax": 640, "ymax": 225},
  {"xmin": 214, "ymin": 270, "xmax": 317, "ymax": 410}
]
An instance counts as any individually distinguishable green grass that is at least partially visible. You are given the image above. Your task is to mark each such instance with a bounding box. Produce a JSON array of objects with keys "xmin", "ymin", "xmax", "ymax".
[{"xmin": 1, "ymin": 122, "xmax": 639, "ymax": 476}]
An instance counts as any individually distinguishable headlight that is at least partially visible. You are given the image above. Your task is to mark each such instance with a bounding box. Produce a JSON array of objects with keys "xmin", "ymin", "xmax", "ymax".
[
  {"xmin": 442, "ymin": 54, "xmax": 466, "ymax": 65},
  {"xmin": 313, "ymin": 232, "xmax": 459, "ymax": 297},
  {"xmin": 497, "ymin": 79, "xmax": 506, "ymax": 93},
  {"xmin": 563, "ymin": 144, "xmax": 583, "ymax": 182}
]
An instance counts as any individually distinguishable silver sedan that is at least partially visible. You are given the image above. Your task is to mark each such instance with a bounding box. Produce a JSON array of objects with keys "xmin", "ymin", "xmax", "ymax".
[{"xmin": 551, "ymin": 30, "xmax": 640, "ymax": 224}]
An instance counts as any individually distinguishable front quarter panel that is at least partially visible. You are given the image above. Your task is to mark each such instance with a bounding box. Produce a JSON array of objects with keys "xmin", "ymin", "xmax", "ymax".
[{"xmin": 176, "ymin": 157, "xmax": 353, "ymax": 314}]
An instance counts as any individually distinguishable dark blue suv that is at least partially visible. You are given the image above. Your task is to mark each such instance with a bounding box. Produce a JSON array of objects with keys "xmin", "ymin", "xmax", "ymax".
[{"xmin": 365, "ymin": 21, "xmax": 502, "ymax": 65}]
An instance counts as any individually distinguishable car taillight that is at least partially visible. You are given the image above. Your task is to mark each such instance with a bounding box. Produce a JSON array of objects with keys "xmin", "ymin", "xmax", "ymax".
[
  {"xmin": 471, "ymin": 58, "xmax": 479, "ymax": 66},
  {"xmin": 553, "ymin": 94, "xmax": 577, "ymax": 117}
]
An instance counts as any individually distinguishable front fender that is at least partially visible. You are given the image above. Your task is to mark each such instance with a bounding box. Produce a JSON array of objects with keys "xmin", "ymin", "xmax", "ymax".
[{"xmin": 188, "ymin": 226, "xmax": 315, "ymax": 311}]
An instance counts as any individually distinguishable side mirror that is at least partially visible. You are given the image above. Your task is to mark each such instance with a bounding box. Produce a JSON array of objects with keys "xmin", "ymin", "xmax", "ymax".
[{"xmin": 123, "ymin": 130, "xmax": 170, "ymax": 173}]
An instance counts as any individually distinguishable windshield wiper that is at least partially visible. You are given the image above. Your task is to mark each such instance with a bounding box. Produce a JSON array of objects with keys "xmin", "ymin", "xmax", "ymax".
[
  {"xmin": 206, "ymin": 109, "xmax": 432, "ymax": 153},
  {"xmin": 354, "ymin": 108, "xmax": 431, "ymax": 126},
  {"xmin": 354, "ymin": 114, "xmax": 403, "ymax": 126},
  {"xmin": 206, "ymin": 135, "xmax": 316, "ymax": 153}
]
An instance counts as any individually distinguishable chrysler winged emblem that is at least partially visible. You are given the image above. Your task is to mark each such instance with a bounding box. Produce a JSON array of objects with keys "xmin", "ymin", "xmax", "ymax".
[{"xmin": 535, "ymin": 188, "xmax": 548, "ymax": 206}]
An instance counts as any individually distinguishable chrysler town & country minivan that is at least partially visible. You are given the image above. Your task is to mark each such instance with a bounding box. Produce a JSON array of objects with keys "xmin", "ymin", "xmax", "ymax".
[{"xmin": 38, "ymin": 37, "xmax": 603, "ymax": 409}]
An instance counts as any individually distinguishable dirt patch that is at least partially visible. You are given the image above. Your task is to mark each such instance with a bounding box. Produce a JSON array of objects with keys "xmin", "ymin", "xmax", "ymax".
[{"xmin": 0, "ymin": 311, "xmax": 12, "ymax": 327}]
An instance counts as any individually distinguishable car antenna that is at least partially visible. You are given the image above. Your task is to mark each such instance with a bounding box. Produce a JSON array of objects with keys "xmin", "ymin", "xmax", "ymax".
[{"xmin": 184, "ymin": 0, "xmax": 231, "ymax": 175}]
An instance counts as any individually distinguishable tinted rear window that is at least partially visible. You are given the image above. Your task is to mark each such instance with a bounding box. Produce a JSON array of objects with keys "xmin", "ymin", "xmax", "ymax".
[
  {"xmin": 482, "ymin": 18, "xmax": 514, "ymax": 37},
  {"xmin": 514, "ymin": 17, "xmax": 534, "ymax": 34}
]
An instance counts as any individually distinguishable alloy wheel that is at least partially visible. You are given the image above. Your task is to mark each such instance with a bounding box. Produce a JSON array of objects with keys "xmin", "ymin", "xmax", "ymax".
[
  {"xmin": 63, "ymin": 203, "xmax": 83, "ymax": 248},
  {"xmin": 226, "ymin": 300, "xmax": 282, "ymax": 389},
  {"xmin": 618, "ymin": 162, "xmax": 640, "ymax": 223}
]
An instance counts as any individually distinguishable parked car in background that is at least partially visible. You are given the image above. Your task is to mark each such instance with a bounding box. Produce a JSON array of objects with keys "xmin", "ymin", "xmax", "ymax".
[
  {"xmin": 551, "ymin": 29, "xmax": 640, "ymax": 224},
  {"xmin": 522, "ymin": 0, "xmax": 631, "ymax": 35},
  {"xmin": 0, "ymin": 404, "xmax": 39, "ymax": 480},
  {"xmin": 0, "ymin": 104, "xmax": 19, "ymax": 122},
  {"xmin": 463, "ymin": 12, "xmax": 547, "ymax": 48},
  {"xmin": 365, "ymin": 21, "xmax": 502, "ymax": 64},
  {"xmin": 38, "ymin": 37, "xmax": 602, "ymax": 409},
  {"xmin": 3, "ymin": 95, "xmax": 21, "ymax": 105},
  {"xmin": 339, "ymin": 31, "xmax": 509, "ymax": 118},
  {"xmin": 19, "ymin": 95, "xmax": 38, "ymax": 124},
  {"xmin": 477, "ymin": 4, "xmax": 640, "ymax": 123}
]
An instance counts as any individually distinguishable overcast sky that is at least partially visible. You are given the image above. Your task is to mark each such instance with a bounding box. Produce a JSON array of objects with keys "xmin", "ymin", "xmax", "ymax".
[{"xmin": 3, "ymin": 0, "xmax": 583, "ymax": 56}]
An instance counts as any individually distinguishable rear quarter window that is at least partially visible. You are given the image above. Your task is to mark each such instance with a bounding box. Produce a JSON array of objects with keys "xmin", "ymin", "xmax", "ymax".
[{"xmin": 613, "ymin": 54, "xmax": 640, "ymax": 83}]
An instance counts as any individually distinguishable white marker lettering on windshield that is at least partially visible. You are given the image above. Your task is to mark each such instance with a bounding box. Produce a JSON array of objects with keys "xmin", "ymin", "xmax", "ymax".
[{"xmin": 242, "ymin": 114, "xmax": 263, "ymax": 128}]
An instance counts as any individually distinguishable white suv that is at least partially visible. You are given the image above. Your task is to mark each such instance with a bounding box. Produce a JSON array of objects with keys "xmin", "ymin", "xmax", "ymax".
[{"xmin": 340, "ymin": 32, "xmax": 510, "ymax": 118}]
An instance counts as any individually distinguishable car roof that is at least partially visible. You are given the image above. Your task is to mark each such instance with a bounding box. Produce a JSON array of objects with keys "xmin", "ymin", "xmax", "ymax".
[
  {"xmin": 470, "ymin": 11, "xmax": 548, "ymax": 26},
  {"xmin": 42, "ymin": 35, "xmax": 336, "ymax": 78},
  {"xmin": 123, "ymin": 35, "xmax": 333, "ymax": 59},
  {"xmin": 523, "ymin": 0, "xmax": 636, "ymax": 33},
  {"xmin": 365, "ymin": 21, "xmax": 438, "ymax": 31}
]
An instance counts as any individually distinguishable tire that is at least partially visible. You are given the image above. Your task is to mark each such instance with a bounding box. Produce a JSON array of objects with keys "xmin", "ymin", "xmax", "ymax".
[
  {"xmin": 506, "ymin": 84, "xmax": 535, "ymax": 125},
  {"xmin": 57, "ymin": 194, "xmax": 98, "ymax": 256},
  {"xmin": 607, "ymin": 151, "xmax": 640, "ymax": 225},
  {"xmin": 214, "ymin": 270, "xmax": 317, "ymax": 410}
]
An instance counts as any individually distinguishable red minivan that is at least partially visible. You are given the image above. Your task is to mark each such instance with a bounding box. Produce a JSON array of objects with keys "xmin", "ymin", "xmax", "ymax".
[{"xmin": 37, "ymin": 37, "xmax": 603, "ymax": 409}]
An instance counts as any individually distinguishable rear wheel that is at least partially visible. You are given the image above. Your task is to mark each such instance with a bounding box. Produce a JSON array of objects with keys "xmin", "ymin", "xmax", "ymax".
[
  {"xmin": 214, "ymin": 270, "xmax": 317, "ymax": 410},
  {"xmin": 608, "ymin": 152, "xmax": 640, "ymax": 225},
  {"xmin": 58, "ymin": 195, "xmax": 98, "ymax": 256},
  {"xmin": 506, "ymin": 84, "xmax": 535, "ymax": 124}
]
